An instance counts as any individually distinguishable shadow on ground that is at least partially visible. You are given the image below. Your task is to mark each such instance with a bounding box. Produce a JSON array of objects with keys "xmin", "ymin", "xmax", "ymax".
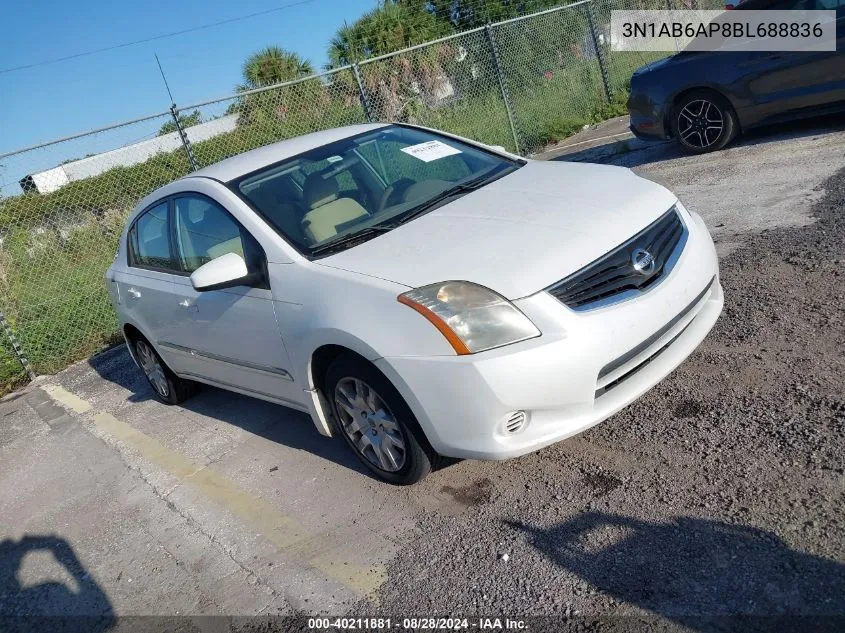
[
  {"xmin": 87, "ymin": 345, "xmax": 378, "ymax": 479},
  {"xmin": 0, "ymin": 535, "xmax": 114, "ymax": 632},
  {"xmin": 509, "ymin": 512, "xmax": 845, "ymax": 633},
  {"xmin": 555, "ymin": 115, "xmax": 845, "ymax": 168}
]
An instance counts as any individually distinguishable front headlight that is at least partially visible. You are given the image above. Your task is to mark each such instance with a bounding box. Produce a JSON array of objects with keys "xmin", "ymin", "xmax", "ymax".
[{"xmin": 398, "ymin": 281, "xmax": 541, "ymax": 355}]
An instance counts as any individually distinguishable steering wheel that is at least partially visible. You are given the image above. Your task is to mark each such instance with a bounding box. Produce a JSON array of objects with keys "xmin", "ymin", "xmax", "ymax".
[{"xmin": 377, "ymin": 178, "xmax": 415, "ymax": 213}]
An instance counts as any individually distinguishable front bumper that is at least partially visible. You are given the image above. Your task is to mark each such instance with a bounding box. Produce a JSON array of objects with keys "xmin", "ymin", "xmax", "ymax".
[{"xmin": 375, "ymin": 209, "xmax": 722, "ymax": 460}]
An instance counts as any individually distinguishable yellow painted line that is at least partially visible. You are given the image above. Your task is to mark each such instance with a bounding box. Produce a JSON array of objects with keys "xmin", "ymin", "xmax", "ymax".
[
  {"xmin": 42, "ymin": 384, "xmax": 385, "ymax": 600},
  {"xmin": 42, "ymin": 384, "xmax": 92, "ymax": 414}
]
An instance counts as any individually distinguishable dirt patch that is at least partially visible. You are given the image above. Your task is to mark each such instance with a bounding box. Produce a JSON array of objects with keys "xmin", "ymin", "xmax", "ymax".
[{"xmin": 440, "ymin": 478, "xmax": 494, "ymax": 507}]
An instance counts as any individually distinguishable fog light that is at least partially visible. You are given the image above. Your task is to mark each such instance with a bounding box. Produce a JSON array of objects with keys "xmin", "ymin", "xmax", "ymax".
[{"xmin": 502, "ymin": 410, "xmax": 528, "ymax": 435}]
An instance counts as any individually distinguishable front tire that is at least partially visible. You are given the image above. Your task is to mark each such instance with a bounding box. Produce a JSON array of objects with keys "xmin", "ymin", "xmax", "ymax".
[
  {"xmin": 325, "ymin": 354, "xmax": 434, "ymax": 485},
  {"xmin": 133, "ymin": 337, "xmax": 195, "ymax": 405},
  {"xmin": 672, "ymin": 90, "xmax": 737, "ymax": 154}
]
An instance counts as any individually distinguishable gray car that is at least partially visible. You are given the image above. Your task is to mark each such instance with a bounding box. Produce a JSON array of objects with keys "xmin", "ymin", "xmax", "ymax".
[{"xmin": 628, "ymin": 0, "xmax": 845, "ymax": 153}]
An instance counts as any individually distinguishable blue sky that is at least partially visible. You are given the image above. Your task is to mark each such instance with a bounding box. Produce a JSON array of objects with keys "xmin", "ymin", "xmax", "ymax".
[{"xmin": 0, "ymin": 0, "xmax": 375, "ymax": 157}]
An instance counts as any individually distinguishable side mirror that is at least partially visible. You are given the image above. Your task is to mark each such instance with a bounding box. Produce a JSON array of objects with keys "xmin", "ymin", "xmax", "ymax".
[{"xmin": 190, "ymin": 253, "xmax": 256, "ymax": 291}]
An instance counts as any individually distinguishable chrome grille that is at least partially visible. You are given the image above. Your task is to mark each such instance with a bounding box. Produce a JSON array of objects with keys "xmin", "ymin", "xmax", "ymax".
[{"xmin": 548, "ymin": 207, "xmax": 686, "ymax": 310}]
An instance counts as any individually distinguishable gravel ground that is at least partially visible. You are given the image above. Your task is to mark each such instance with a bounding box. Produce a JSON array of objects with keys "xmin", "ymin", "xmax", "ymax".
[{"xmin": 347, "ymin": 166, "xmax": 845, "ymax": 630}]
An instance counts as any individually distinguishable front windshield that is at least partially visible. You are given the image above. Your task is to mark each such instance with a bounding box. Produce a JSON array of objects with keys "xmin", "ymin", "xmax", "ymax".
[{"xmin": 233, "ymin": 125, "xmax": 520, "ymax": 256}]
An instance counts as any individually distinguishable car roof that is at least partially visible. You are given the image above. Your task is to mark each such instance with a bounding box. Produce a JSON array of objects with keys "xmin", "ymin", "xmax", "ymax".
[{"xmin": 188, "ymin": 122, "xmax": 390, "ymax": 183}]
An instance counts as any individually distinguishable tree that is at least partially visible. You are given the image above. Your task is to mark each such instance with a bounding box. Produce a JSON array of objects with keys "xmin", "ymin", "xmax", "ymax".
[
  {"xmin": 158, "ymin": 110, "xmax": 202, "ymax": 136},
  {"xmin": 239, "ymin": 46, "xmax": 314, "ymax": 90},
  {"xmin": 327, "ymin": 2, "xmax": 450, "ymax": 67},
  {"xmin": 411, "ymin": 0, "xmax": 565, "ymax": 31},
  {"xmin": 230, "ymin": 47, "xmax": 323, "ymax": 129}
]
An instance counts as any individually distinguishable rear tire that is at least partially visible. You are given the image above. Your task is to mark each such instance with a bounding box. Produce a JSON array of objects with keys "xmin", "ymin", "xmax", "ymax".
[
  {"xmin": 133, "ymin": 337, "xmax": 195, "ymax": 405},
  {"xmin": 325, "ymin": 354, "xmax": 434, "ymax": 485},
  {"xmin": 672, "ymin": 90, "xmax": 737, "ymax": 154}
]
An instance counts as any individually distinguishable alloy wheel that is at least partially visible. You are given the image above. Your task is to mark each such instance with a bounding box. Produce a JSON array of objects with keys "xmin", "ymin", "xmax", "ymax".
[
  {"xmin": 677, "ymin": 99, "xmax": 724, "ymax": 150},
  {"xmin": 334, "ymin": 377, "xmax": 406, "ymax": 472},
  {"xmin": 136, "ymin": 340, "xmax": 169, "ymax": 398}
]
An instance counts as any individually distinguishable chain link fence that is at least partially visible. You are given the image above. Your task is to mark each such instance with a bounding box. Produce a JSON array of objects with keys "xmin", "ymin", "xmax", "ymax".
[
  {"xmin": 0, "ymin": 112, "xmax": 192, "ymax": 388},
  {"xmin": 183, "ymin": 68, "xmax": 370, "ymax": 169},
  {"xmin": 593, "ymin": 0, "xmax": 725, "ymax": 99},
  {"xmin": 0, "ymin": 0, "xmax": 695, "ymax": 389},
  {"xmin": 358, "ymin": 28, "xmax": 519, "ymax": 152}
]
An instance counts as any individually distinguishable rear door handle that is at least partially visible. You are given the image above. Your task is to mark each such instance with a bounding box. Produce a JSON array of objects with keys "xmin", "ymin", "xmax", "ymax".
[{"xmin": 127, "ymin": 287, "xmax": 141, "ymax": 299}]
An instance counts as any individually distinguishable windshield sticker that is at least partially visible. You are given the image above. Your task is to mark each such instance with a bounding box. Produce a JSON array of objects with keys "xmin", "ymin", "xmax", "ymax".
[
  {"xmin": 400, "ymin": 140, "xmax": 462, "ymax": 163},
  {"xmin": 326, "ymin": 155, "xmax": 343, "ymax": 163}
]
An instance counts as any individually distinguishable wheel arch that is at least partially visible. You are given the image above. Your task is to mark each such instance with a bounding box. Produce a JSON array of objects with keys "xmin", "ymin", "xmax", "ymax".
[
  {"xmin": 303, "ymin": 338, "xmax": 438, "ymax": 455},
  {"xmin": 121, "ymin": 322, "xmax": 148, "ymax": 367},
  {"xmin": 303, "ymin": 335, "xmax": 382, "ymax": 438}
]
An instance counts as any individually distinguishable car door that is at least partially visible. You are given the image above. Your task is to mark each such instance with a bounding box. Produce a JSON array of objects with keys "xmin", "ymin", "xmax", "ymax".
[
  {"xmin": 164, "ymin": 193, "xmax": 300, "ymax": 406},
  {"xmin": 742, "ymin": 0, "xmax": 845, "ymax": 119},
  {"xmin": 116, "ymin": 200, "xmax": 184, "ymax": 371}
]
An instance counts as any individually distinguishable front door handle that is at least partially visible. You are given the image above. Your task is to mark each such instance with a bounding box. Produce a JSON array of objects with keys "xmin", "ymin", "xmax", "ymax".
[
  {"xmin": 127, "ymin": 287, "xmax": 141, "ymax": 299},
  {"xmin": 178, "ymin": 299, "xmax": 199, "ymax": 313}
]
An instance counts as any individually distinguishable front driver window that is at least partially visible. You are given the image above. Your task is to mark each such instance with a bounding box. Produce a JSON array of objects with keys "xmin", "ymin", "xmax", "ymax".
[{"xmin": 174, "ymin": 196, "xmax": 245, "ymax": 273}]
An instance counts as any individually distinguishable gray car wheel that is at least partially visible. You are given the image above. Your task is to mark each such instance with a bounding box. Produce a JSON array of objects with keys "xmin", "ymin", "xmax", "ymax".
[
  {"xmin": 133, "ymin": 337, "xmax": 195, "ymax": 405},
  {"xmin": 673, "ymin": 90, "xmax": 737, "ymax": 154},
  {"xmin": 326, "ymin": 353, "xmax": 435, "ymax": 484}
]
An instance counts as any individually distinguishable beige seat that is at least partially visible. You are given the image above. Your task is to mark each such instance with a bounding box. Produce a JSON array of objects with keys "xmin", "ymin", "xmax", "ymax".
[
  {"xmin": 301, "ymin": 173, "xmax": 368, "ymax": 243},
  {"xmin": 249, "ymin": 182, "xmax": 306, "ymax": 243}
]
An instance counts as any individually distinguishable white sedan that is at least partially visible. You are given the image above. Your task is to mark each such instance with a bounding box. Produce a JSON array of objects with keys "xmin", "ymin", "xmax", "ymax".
[{"xmin": 106, "ymin": 123, "xmax": 723, "ymax": 484}]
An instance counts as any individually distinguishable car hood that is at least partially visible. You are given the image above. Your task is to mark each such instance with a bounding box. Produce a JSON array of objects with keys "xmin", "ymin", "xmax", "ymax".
[{"xmin": 316, "ymin": 161, "xmax": 678, "ymax": 300}]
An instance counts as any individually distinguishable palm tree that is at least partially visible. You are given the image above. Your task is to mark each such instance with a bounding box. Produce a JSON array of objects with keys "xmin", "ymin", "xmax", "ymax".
[
  {"xmin": 327, "ymin": 3, "xmax": 449, "ymax": 67},
  {"xmin": 239, "ymin": 46, "xmax": 314, "ymax": 90},
  {"xmin": 229, "ymin": 46, "xmax": 319, "ymax": 129}
]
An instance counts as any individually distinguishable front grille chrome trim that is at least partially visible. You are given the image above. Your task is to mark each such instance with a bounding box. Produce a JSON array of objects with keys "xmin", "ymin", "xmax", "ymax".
[{"xmin": 547, "ymin": 206, "xmax": 688, "ymax": 311}]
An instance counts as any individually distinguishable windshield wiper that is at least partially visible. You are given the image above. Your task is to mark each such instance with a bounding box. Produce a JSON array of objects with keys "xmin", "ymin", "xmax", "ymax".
[
  {"xmin": 385, "ymin": 168, "xmax": 508, "ymax": 229},
  {"xmin": 309, "ymin": 224, "xmax": 394, "ymax": 257}
]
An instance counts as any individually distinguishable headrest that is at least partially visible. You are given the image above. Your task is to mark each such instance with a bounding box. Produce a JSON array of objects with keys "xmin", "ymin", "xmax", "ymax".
[
  {"xmin": 187, "ymin": 203, "xmax": 205, "ymax": 224},
  {"xmin": 303, "ymin": 173, "xmax": 339, "ymax": 209}
]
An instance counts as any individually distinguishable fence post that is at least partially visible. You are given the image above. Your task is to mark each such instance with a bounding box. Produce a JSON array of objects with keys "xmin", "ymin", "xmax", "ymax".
[
  {"xmin": 169, "ymin": 104, "xmax": 199, "ymax": 171},
  {"xmin": 584, "ymin": 1, "xmax": 613, "ymax": 103},
  {"xmin": 484, "ymin": 25, "xmax": 521, "ymax": 155},
  {"xmin": 352, "ymin": 64, "xmax": 375, "ymax": 123},
  {"xmin": 0, "ymin": 311, "xmax": 35, "ymax": 381}
]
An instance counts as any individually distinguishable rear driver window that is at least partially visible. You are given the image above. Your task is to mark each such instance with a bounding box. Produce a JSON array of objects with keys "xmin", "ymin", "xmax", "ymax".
[{"xmin": 131, "ymin": 202, "xmax": 174, "ymax": 270}]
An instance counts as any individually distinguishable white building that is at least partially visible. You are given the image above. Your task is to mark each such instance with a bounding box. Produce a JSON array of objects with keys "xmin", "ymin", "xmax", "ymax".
[{"xmin": 19, "ymin": 114, "xmax": 238, "ymax": 194}]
